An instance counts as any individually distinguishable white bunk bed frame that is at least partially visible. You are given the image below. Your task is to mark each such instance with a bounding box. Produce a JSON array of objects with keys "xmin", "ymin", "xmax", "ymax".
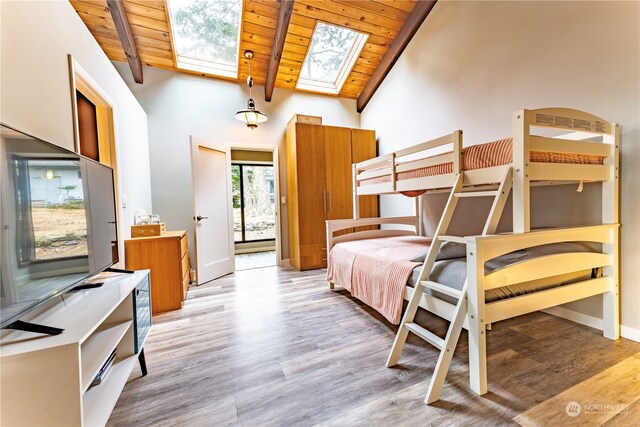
[{"xmin": 326, "ymin": 107, "xmax": 620, "ymax": 403}]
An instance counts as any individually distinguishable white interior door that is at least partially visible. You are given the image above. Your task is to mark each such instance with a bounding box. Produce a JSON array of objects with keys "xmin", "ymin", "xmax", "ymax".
[{"xmin": 191, "ymin": 136, "xmax": 235, "ymax": 284}]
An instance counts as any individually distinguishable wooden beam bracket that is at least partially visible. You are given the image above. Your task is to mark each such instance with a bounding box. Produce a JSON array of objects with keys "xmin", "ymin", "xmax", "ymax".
[
  {"xmin": 265, "ymin": 0, "xmax": 294, "ymax": 102},
  {"xmin": 107, "ymin": 0, "xmax": 144, "ymax": 84},
  {"xmin": 356, "ymin": 0, "xmax": 438, "ymax": 112}
]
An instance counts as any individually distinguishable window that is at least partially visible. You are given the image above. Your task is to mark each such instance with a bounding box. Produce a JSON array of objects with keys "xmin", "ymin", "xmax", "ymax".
[
  {"xmin": 232, "ymin": 164, "xmax": 276, "ymax": 243},
  {"xmin": 297, "ymin": 22, "xmax": 368, "ymax": 94},
  {"xmin": 13, "ymin": 158, "xmax": 88, "ymax": 264},
  {"xmin": 167, "ymin": 0, "xmax": 243, "ymax": 78}
]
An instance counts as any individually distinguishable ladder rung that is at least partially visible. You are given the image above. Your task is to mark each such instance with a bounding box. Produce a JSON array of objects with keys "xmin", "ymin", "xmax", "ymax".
[
  {"xmin": 438, "ymin": 235, "xmax": 466, "ymax": 244},
  {"xmin": 421, "ymin": 281, "xmax": 463, "ymax": 300},
  {"xmin": 454, "ymin": 190, "xmax": 499, "ymax": 198},
  {"xmin": 404, "ymin": 323, "xmax": 444, "ymax": 350}
]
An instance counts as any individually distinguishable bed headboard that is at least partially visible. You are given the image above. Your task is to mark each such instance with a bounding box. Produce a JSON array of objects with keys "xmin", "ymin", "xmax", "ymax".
[
  {"xmin": 512, "ymin": 107, "xmax": 619, "ymax": 233},
  {"xmin": 326, "ymin": 216, "xmax": 419, "ymax": 251}
]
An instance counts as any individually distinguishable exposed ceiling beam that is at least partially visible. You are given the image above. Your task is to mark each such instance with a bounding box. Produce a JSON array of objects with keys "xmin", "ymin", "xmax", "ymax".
[
  {"xmin": 265, "ymin": 0, "xmax": 294, "ymax": 102},
  {"xmin": 107, "ymin": 0, "xmax": 143, "ymax": 84},
  {"xmin": 356, "ymin": 0, "xmax": 438, "ymax": 112}
]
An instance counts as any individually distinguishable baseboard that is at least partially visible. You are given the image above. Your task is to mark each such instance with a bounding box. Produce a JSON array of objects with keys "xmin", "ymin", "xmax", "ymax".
[
  {"xmin": 234, "ymin": 247, "xmax": 276, "ymax": 254},
  {"xmin": 279, "ymin": 258, "xmax": 291, "ymax": 267},
  {"xmin": 542, "ymin": 306, "xmax": 640, "ymax": 343},
  {"xmin": 542, "ymin": 306, "xmax": 603, "ymax": 330},
  {"xmin": 621, "ymin": 325, "xmax": 640, "ymax": 342}
]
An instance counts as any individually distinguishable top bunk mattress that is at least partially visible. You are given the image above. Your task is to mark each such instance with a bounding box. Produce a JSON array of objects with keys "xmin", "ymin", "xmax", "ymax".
[{"xmin": 359, "ymin": 137, "xmax": 605, "ymax": 187}]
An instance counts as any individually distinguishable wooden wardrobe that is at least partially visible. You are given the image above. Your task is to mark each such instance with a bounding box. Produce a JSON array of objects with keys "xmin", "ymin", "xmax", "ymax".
[{"xmin": 286, "ymin": 115, "xmax": 378, "ymax": 270}]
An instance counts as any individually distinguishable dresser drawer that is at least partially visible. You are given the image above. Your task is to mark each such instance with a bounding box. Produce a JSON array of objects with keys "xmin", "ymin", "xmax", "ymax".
[
  {"xmin": 125, "ymin": 230, "xmax": 188, "ymax": 315},
  {"xmin": 182, "ymin": 270, "xmax": 190, "ymax": 298},
  {"xmin": 180, "ymin": 251, "xmax": 189, "ymax": 277},
  {"xmin": 180, "ymin": 234, "xmax": 188, "ymax": 258}
]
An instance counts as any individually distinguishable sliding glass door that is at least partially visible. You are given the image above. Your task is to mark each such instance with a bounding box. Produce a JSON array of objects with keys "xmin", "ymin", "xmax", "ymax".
[{"xmin": 231, "ymin": 164, "xmax": 275, "ymax": 243}]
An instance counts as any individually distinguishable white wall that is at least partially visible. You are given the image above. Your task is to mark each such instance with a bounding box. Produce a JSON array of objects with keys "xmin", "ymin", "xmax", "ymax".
[
  {"xmin": 0, "ymin": 0, "xmax": 153, "ymax": 262},
  {"xmin": 113, "ymin": 63, "xmax": 361, "ymax": 259},
  {"xmin": 361, "ymin": 1, "xmax": 640, "ymax": 336}
]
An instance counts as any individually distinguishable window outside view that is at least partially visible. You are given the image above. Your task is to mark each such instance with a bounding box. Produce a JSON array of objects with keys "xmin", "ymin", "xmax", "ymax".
[
  {"xmin": 168, "ymin": 0, "xmax": 242, "ymax": 78},
  {"xmin": 232, "ymin": 165, "xmax": 275, "ymax": 242},
  {"xmin": 18, "ymin": 160, "xmax": 88, "ymax": 262},
  {"xmin": 297, "ymin": 22, "xmax": 368, "ymax": 94}
]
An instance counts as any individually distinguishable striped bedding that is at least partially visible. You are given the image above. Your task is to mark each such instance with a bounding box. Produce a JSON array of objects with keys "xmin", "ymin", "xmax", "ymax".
[
  {"xmin": 327, "ymin": 236, "xmax": 430, "ymax": 324},
  {"xmin": 359, "ymin": 137, "xmax": 605, "ymax": 187}
]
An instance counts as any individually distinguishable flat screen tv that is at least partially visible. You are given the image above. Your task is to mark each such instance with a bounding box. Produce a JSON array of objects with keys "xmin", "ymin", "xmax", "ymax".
[{"xmin": 0, "ymin": 124, "xmax": 119, "ymax": 333}]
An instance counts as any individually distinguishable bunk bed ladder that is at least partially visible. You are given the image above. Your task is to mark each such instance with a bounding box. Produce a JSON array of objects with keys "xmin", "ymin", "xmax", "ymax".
[{"xmin": 386, "ymin": 167, "xmax": 513, "ymax": 404}]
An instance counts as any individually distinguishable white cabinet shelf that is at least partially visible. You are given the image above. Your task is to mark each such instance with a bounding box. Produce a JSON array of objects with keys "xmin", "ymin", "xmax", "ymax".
[
  {"xmin": 80, "ymin": 321, "xmax": 132, "ymax": 392},
  {"xmin": 0, "ymin": 270, "xmax": 151, "ymax": 427},
  {"xmin": 83, "ymin": 355, "xmax": 138, "ymax": 427}
]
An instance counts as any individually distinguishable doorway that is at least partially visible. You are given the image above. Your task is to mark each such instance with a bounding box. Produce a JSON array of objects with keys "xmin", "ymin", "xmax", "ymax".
[
  {"xmin": 68, "ymin": 55, "xmax": 121, "ymax": 266},
  {"xmin": 230, "ymin": 148, "xmax": 280, "ymax": 270},
  {"xmin": 69, "ymin": 55, "xmax": 116, "ymax": 169},
  {"xmin": 191, "ymin": 136, "xmax": 235, "ymax": 284}
]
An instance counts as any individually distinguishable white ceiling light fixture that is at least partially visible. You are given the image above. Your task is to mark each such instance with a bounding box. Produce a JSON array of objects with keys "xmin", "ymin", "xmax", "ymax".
[{"xmin": 235, "ymin": 51, "xmax": 268, "ymax": 129}]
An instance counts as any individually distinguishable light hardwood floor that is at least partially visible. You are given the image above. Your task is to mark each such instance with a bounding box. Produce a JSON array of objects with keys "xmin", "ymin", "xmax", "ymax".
[
  {"xmin": 235, "ymin": 251, "xmax": 276, "ymax": 271},
  {"xmin": 108, "ymin": 266, "xmax": 640, "ymax": 426}
]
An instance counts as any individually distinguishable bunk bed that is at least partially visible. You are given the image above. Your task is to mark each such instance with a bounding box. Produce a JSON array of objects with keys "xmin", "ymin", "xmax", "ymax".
[{"xmin": 325, "ymin": 108, "xmax": 620, "ymax": 404}]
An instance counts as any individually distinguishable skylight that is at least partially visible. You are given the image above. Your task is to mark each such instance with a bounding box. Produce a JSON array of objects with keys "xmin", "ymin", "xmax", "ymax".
[
  {"xmin": 297, "ymin": 22, "xmax": 368, "ymax": 95},
  {"xmin": 167, "ymin": 0, "xmax": 243, "ymax": 78}
]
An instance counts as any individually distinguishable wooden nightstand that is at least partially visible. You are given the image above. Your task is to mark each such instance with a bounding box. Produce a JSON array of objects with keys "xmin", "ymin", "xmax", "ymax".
[{"xmin": 125, "ymin": 230, "xmax": 190, "ymax": 314}]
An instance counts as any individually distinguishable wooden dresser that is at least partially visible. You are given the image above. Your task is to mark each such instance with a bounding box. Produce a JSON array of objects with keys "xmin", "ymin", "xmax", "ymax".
[{"xmin": 125, "ymin": 230, "xmax": 190, "ymax": 314}]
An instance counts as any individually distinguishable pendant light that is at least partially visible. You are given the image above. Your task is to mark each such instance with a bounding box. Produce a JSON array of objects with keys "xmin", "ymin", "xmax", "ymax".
[{"xmin": 235, "ymin": 50, "xmax": 268, "ymax": 129}]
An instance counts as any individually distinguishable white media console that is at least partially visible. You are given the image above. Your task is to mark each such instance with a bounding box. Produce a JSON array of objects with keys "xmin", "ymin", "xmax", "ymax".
[{"xmin": 0, "ymin": 270, "xmax": 151, "ymax": 426}]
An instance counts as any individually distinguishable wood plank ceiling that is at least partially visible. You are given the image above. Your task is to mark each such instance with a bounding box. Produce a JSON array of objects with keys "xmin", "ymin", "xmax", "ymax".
[{"xmin": 70, "ymin": 0, "xmax": 432, "ymax": 110}]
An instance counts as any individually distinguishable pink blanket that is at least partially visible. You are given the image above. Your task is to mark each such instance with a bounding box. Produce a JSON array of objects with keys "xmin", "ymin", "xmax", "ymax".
[{"xmin": 327, "ymin": 236, "xmax": 431, "ymax": 324}]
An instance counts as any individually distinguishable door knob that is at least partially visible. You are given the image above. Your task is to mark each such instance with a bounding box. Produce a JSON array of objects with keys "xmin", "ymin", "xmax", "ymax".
[{"xmin": 196, "ymin": 215, "xmax": 209, "ymax": 222}]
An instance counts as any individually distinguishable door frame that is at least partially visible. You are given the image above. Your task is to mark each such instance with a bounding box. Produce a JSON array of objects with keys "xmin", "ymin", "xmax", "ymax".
[
  {"xmin": 231, "ymin": 162, "xmax": 277, "ymax": 245},
  {"xmin": 190, "ymin": 137, "xmax": 235, "ymax": 284},
  {"xmin": 229, "ymin": 144, "xmax": 282, "ymax": 266},
  {"xmin": 67, "ymin": 54, "xmax": 123, "ymax": 268}
]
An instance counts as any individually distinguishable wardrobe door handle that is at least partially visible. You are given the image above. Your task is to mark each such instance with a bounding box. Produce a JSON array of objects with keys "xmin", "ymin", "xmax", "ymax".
[{"xmin": 323, "ymin": 191, "xmax": 327, "ymax": 212}]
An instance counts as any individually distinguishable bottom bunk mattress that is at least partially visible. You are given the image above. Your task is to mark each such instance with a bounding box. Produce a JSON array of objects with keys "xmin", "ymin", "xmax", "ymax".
[
  {"xmin": 409, "ymin": 242, "xmax": 598, "ymax": 305},
  {"xmin": 328, "ymin": 237, "xmax": 598, "ymax": 324},
  {"xmin": 327, "ymin": 235, "xmax": 430, "ymax": 325}
]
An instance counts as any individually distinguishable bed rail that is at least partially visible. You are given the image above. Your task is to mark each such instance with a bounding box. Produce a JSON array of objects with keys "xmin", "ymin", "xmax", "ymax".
[
  {"xmin": 326, "ymin": 216, "xmax": 419, "ymax": 251},
  {"xmin": 464, "ymin": 223, "xmax": 619, "ymax": 394},
  {"xmin": 353, "ymin": 130, "xmax": 462, "ymax": 197},
  {"xmin": 482, "ymin": 252, "xmax": 610, "ymax": 291}
]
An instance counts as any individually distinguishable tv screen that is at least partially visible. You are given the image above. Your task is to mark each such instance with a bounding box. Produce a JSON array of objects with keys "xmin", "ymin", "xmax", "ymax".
[{"xmin": 0, "ymin": 124, "xmax": 119, "ymax": 328}]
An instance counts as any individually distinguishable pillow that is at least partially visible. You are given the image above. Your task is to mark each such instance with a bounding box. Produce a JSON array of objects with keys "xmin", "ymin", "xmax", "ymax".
[{"xmin": 410, "ymin": 242, "xmax": 467, "ymax": 263}]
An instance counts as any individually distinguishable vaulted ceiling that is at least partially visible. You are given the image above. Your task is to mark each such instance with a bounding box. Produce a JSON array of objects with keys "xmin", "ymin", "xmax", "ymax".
[{"xmin": 70, "ymin": 0, "xmax": 436, "ymax": 111}]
